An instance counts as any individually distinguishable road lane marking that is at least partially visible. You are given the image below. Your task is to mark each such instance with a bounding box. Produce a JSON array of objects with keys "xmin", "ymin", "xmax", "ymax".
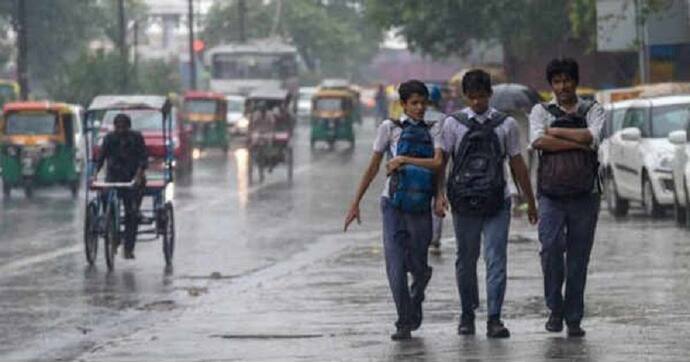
[{"xmin": 0, "ymin": 244, "xmax": 82, "ymax": 276}]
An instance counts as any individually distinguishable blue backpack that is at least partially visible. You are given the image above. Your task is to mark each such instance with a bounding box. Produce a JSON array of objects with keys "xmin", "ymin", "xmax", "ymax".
[{"xmin": 389, "ymin": 120, "xmax": 435, "ymax": 213}]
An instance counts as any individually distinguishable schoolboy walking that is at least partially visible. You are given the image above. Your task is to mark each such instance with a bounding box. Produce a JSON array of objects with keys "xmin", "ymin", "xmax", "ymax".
[
  {"xmin": 529, "ymin": 58, "xmax": 606, "ymax": 338},
  {"xmin": 437, "ymin": 70, "xmax": 537, "ymax": 338},
  {"xmin": 344, "ymin": 80, "xmax": 444, "ymax": 341}
]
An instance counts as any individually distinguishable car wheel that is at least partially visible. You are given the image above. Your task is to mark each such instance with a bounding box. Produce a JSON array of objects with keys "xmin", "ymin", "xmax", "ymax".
[
  {"xmin": 685, "ymin": 177, "xmax": 690, "ymax": 230},
  {"xmin": 606, "ymin": 174, "xmax": 628, "ymax": 217},
  {"xmin": 642, "ymin": 175, "xmax": 664, "ymax": 218}
]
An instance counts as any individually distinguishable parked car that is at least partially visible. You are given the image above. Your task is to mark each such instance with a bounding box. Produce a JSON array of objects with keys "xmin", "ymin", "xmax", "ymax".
[
  {"xmin": 669, "ymin": 126, "xmax": 690, "ymax": 227},
  {"xmin": 226, "ymin": 94, "xmax": 248, "ymax": 136},
  {"xmin": 298, "ymin": 87, "xmax": 317, "ymax": 121},
  {"xmin": 604, "ymin": 96, "xmax": 690, "ymax": 217},
  {"xmin": 599, "ymin": 101, "xmax": 627, "ymax": 185}
]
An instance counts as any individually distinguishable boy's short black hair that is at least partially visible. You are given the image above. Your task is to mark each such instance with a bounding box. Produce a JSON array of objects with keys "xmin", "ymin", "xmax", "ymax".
[
  {"xmin": 398, "ymin": 80, "xmax": 429, "ymax": 102},
  {"xmin": 546, "ymin": 58, "xmax": 579, "ymax": 85},
  {"xmin": 461, "ymin": 69, "xmax": 492, "ymax": 95}
]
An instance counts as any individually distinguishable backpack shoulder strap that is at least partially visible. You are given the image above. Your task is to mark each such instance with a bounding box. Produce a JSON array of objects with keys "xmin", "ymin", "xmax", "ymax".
[
  {"xmin": 486, "ymin": 111, "xmax": 508, "ymax": 129},
  {"xmin": 577, "ymin": 100, "xmax": 597, "ymax": 117},
  {"xmin": 450, "ymin": 111, "xmax": 476, "ymax": 129},
  {"xmin": 541, "ymin": 103, "xmax": 566, "ymax": 118},
  {"xmin": 388, "ymin": 119, "xmax": 402, "ymax": 128}
]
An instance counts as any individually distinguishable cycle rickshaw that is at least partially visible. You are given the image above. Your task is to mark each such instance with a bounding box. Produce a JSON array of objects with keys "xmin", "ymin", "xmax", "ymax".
[
  {"xmin": 245, "ymin": 89, "xmax": 294, "ymax": 184},
  {"xmin": 83, "ymin": 95, "xmax": 175, "ymax": 270}
]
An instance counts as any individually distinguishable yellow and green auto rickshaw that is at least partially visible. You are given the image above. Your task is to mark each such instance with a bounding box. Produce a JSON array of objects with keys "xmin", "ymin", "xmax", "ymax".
[
  {"xmin": 310, "ymin": 89, "xmax": 356, "ymax": 149},
  {"xmin": 319, "ymin": 79, "xmax": 363, "ymax": 124},
  {"xmin": 183, "ymin": 91, "xmax": 229, "ymax": 151},
  {"xmin": 0, "ymin": 101, "xmax": 83, "ymax": 198},
  {"xmin": 0, "ymin": 80, "xmax": 20, "ymax": 109}
]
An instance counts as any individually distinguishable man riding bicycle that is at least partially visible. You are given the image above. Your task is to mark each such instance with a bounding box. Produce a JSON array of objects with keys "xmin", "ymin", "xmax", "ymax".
[{"xmin": 95, "ymin": 113, "xmax": 148, "ymax": 259}]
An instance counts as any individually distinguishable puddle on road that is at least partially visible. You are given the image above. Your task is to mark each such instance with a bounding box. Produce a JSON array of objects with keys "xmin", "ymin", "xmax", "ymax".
[{"xmin": 210, "ymin": 333, "xmax": 324, "ymax": 340}]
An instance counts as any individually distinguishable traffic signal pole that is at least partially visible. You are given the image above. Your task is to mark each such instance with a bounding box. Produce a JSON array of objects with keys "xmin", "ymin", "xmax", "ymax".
[{"xmin": 188, "ymin": 0, "xmax": 197, "ymax": 90}]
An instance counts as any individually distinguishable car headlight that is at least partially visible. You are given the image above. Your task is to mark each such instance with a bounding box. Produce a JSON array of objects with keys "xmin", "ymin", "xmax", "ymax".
[
  {"xmin": 659, "ymin": 156, "xmax": 673, "ymax": 170},
  {"xmin": 238, "ymin": 117, "xmax": 249, "ymax": 129}
]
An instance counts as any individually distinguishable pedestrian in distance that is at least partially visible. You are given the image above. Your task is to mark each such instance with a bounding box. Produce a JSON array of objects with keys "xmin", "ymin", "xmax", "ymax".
[
  {"xmin": 529, "ymin": 58, "xmax": 606, "ymax": 338},
  {"xmin": 344, "ymin": 80, "xmax": 444, "ymax": 341},
  {"xmin": 426, "ymin": 84, "xmax": 446, "ymax": 255},
  {"xmin": 436, "ymin": 69, "xmax": 537, "ymax": 339}
]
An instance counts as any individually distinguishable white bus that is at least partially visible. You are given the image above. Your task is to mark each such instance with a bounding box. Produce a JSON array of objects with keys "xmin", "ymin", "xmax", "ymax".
[{"xmin": 206, "ymin": 39, "xmax": 299, "ymax": 97}]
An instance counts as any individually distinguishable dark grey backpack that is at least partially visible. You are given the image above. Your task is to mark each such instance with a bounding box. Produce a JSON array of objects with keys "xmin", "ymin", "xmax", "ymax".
[{"xmin": 447, "ymin": 112, "xmax": 508, "ymax": 216}]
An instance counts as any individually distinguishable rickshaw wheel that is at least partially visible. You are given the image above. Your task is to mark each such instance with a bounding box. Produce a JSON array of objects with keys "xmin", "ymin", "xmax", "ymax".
[
  {"xmin": 84, "ymin": 202, "xmax": 99, "ymax": 265},
  {"xmin": 286, "ymin": 147, "xmax": 293, "ymax": 182},
  {"xmin": 104, "ymin": 204, "xmax": 118, "ymax": 271},
  {"xmin": 162, "ymin": 202, "xmax": 175, "ymax": 266},
  {"xmin": 2, "ymin": 182, "xmax": 10, "ymax": 197}
]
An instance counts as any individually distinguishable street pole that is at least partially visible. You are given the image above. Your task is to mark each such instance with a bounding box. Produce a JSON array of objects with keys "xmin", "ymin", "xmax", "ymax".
[
  {"xmin": 635, "ymin": 0, "xmax": 650, "ymax": 84},
  {"xmin": 188, "ymin": 0, "xmax": 197, "ymax": 90},
  {"xmin": 118, "ymin": 0, "xmax": 128, "ymax": 92},
  {"xmin": 238, "ymin": 0, "xmax": 246, "ymax": 42},
  {"xmin": 14, "ymin": 0, "xmax": 29, "ymax": 100}
]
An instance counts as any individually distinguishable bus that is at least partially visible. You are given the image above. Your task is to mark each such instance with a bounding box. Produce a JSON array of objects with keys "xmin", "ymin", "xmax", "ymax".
[{"xmin": 206, "ymin": 38, "xmax": 299, "ymax": 97}]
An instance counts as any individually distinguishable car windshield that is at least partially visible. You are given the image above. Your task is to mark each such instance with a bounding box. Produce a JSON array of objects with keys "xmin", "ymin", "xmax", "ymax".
[
  {"xmin": 4, "ymin": 112, "xmax": 57, "ymax": 135},
  {"xmin": 651, "ymin": 105, "xmax": 689, "ymax": 138},
  {"xmin": 227, "ymin": 99, "xmax": 244, "ymax": 113},
  {"xmin": 102, "ymin": 109, "xmax": 165, "ymax": 131},
  {"xmin": 185, "ymin": 99, "xmax": 217, "ymax": 114},
  {"xmin": 315, "ymin": 98, "xmax": 343, "ymax": 111}
]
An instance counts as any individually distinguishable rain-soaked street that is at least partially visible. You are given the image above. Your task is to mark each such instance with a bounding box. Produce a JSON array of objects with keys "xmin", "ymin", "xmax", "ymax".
[{"xmin": 2, "ymin": 121, "xmax": 690, "ymax": 361}]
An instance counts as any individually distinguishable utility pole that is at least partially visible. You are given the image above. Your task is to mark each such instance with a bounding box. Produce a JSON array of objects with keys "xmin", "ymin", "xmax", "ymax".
[
  {"xmin": 238, "ymin": 0, "xmax": 247, "ymax": 42},
  {"xmin": 635, "ymin": 0, "xmax": 650, "ymax": 84},
  {"xmin": 118, "ymin": 0, "xmax": 128, "ymax": 92},
  {"xmin": 187, "ymin": 0, "xmax": 197, "ymax": 90},
  {"xmin": 14, "ymin": 0, "xmax": 29, "ymax": 100}
]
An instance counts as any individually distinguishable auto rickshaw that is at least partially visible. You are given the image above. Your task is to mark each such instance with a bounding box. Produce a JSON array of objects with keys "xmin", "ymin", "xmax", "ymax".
[
  {"xmin": 310, "ymin": 89, "xmax": 356, "ymax": 149},
  {"xmin": 319, "ymin": 79, "xmax": 362, "ymax": 124},
  {"xmin": 0, "ymin": 101, "xmax": 83, "ymax": 198},
  {"xmin": 0, "ymin": 80, "xmax": 20, "ymax": 109},
  {"xmin": 246, "ymin": 89, "xmax": 294, "ymax": 183},
  {"xmin": 182, "ymin": 91, "xmax": 228, "ymax": 151}
]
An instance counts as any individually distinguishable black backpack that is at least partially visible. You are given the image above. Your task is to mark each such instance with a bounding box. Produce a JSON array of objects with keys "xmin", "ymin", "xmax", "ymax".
[
  {"xmin": 447, "ymin": 112, "xmax": 508, "ymax": 216},
  {"xmin": 537, "ymin": 101, "xmax": 599, "ymax": 199}
]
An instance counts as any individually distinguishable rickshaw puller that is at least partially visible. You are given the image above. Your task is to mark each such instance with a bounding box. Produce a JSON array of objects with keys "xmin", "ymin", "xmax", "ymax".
[{"xmin": 95, "ymin": 113, "xmax": 148, "ymax": 259}]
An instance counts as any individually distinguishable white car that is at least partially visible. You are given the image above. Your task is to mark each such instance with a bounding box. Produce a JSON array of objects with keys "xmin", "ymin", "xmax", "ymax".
[
  {"xmin": 604, "ymin": 96, "xmax": 690, "ymax": 217},
  {"xmin": 669, "ymin": 127, "xmax": 690, "ymax": 226},
  {"xmin": 599, "ymin": 102, "xmax": 626, "ymax": 177},
  {"xmin": 226, "ymin": 95, "xmax": 248, "ymax": 135},
  {"xmin": 297, "ymin": 87, "xmax": 317, "ymax": 120}
]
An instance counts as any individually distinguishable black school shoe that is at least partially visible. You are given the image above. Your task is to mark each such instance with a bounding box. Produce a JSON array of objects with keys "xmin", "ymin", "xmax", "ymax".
[
  {"xmin": 486, "ymin": 319, "xmax": 510, "ymax": 338},
  {"xmin": 545, "ymin": 312, "xmax": 564, "ymax": 333},
  {"xmin": 567, "ymin": 323, "xmax": 586, "ymax": 338},
  {"xmin": 457, "ymin": 315, "xmax": 476, "ymax": 335},
  {"xmin": 391, "ymin": 327, "xmax": 412, "ymax": 341},
  {"xmin": 410, "ymin": 268, "xmax": 433, "ymax": 331}
]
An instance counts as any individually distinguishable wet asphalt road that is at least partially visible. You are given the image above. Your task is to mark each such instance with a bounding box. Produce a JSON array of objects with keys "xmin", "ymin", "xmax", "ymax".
[{"xmin": 2, "ymin": 119, "xmax": 690, "ymax": 361}]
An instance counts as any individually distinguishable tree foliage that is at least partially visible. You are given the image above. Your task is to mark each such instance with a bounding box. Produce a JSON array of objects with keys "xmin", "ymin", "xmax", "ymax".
[{"xmin": 365, "ymin": 0, "xmax": 580, "ymax": 60}]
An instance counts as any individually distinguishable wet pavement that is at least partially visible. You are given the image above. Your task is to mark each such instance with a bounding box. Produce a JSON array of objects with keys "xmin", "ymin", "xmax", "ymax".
[{"xmin": 2, "ymin": 120, "xmax": 690, "ymax": 361}]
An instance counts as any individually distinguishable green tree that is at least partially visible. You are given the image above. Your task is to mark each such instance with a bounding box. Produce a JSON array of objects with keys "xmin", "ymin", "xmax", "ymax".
[{"xmin": 365, "ymin": 0, "xmax": 577, "ymax": 72}]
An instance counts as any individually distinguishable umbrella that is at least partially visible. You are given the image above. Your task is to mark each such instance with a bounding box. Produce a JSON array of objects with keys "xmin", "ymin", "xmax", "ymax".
[{"xmin": 490, "ymin": 83, "xmax": 542, "ymax": 112}]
